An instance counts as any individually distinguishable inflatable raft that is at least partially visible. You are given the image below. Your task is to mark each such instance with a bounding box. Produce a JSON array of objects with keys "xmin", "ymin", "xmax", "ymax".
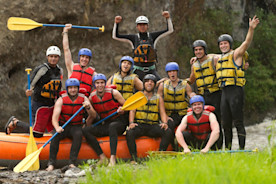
[{"xmin": 0, "ymin": 132, "xmax": 172, "ymax": 169}]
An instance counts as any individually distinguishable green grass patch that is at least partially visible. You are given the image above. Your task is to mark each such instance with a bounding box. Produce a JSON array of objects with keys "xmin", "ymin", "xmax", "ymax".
[{"xmin": 80, "ymin": 148, "xmax": 276, "ymax": 184}]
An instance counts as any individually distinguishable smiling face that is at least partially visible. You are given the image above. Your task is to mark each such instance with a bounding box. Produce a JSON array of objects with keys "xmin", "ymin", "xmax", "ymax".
[
  {"xmin": 144, "ymin": 79, "xmax": 155, "ymax": 92},
  {"xmin": 95, "ymin": 79, "xmax": 106, "ymax": 93},
  {"xmin": 167, "ymin": 70, "xmax": 178, "ymax": 82},
  {"xmin": 194, "ymin": 46, "xmax": 205, "ymax": 59},
  {"xmin": 191, "ymin": 102, "xmax": 204, "ymax": 115},
  {"xmin": 47, "ymin": 55, "xmax": 59, "ymax": 67},
  {"xmin": 121, "ymin": 60, "xmax": 132, "ymax": 73},
  {"xmin": 79, "ymin": 55, "xmax": 90, "ymax": 67},
  {"xmin": 67, "ymin": 86, "xmax": 79, "ymax": 97},
  {"xmin": 136, "ymin": 23, "xmax": 148, "ymax": 33},
  {"xmin": 219, "ymin": 41, "xmax": 231, "ymax": 54}
]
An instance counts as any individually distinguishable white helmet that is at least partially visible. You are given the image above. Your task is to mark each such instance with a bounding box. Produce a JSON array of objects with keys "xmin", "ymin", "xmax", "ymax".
[
  {"xmin": 135, "ymin": 16, "xmax": 149, "ymax": 24},
  {"xmin": 46, "ymin": 46, "xmax": 61, "ymax": 56}
]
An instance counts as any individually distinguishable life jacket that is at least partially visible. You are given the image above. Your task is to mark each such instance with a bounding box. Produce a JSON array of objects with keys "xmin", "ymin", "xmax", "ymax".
[
  {"xmin": 163, "ymin": 79, "xmax": 189, "ymax": 116},
  {"xmin": 216, "ymin": 51, "xmax": 248, "ymax": 88},
  {"xmin": 133, "ymin": 33, "xmax": 157, "ymax": 63},
  {"xmin": 193, "ymin": 56, "xmax": 220, "ymax": 95},
  {"xmin": 90, "ymin": 88, "xmax": 120, "ymax": 120},
  {"xmin": 135, "ymin": 94, "xmax": 160, "ymax": 125},
  {"xmin": 112, "ymin": 72, "xmax": 136, "ymax": 100},
  {"xmin": 39, "ymin": 63, "xmax": 62, "ymax": 99},
  {"xmin": 70, "ymin": 64, "xmax": 95, "ymax": 95},
  {"xmin": 59, "ymin": 93, "xmax": 85, "ymax": 125},
  {"xmin": 186, "ymin": 109, "xmax": 212, "ymax": 140}
]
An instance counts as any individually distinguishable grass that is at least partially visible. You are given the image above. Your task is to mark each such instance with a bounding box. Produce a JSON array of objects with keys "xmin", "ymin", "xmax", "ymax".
[{"xmin": 79, "ymin": 148, "xmax": 276, "ymax": 184}]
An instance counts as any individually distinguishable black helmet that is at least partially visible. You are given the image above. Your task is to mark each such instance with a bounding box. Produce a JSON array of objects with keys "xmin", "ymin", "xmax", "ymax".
[
  {"xmin": 217, "ymin": 34, "xmax": 233, "ymax": 49},
  {"xmin": 143, "ymin": 74, "xmax": 157, "ymax": 84},
  {"xmin": 192, "ymin": 40, "xmax": 207, "ymax": 55}
]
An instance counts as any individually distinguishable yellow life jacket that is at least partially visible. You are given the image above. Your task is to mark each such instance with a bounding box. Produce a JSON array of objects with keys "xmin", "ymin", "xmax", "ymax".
[
  {"xmin": 216, "ymin": 50, "xmax": 248, "ymax": 87},
  {"xmin": 135, "ymin": 94, "xmax": 160, "ymax": 124},
  {"xmin": 41, "ymin": 80, "xmax": 62, "ymax": 99},
  {"xmin": 112, "ymin": 72, "xmax": 137, "ymax": 100},
  {"xmin": 193, "ymin": 56, "xmax": 220, "ymax": 95},
  {"xmin": 163, "ymin": 79, "xmax": 189, "ymax": 116}
]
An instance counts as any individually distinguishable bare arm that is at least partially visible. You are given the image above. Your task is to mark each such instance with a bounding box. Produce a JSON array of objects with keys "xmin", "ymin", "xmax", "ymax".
[
  {"xmin": 159, "ymin": 96, "xmax": 168, "ymax": 130},
  {"xmin": 63, "ymin": 24, "xmax": 74, "ymax": 77},
  {"xmin": 83, "ymin": 96, "xmax": 97, "ymax": 126},
  {"xmin": 134, "ymin": 77, "xmax": 143, "ymax": 91},
  {"xmin": 106, "ymin": 76, "xmax": 113, "ymax": 86},
  {"xmin": 201, "ymin": 113, "xmax": 220, "ymax": 153},
  {"xmin": 157, "ymin": 82, "xmax": 164, "ymax": 97},
  {"xmin": 234, "ymin": 16, "xmax": 260, "ymax": 66},
  {"xmin": 52, "ymin": 97, "xmax": 63, "ymax": 133},
  {"xmin": 128, "ymin": 109, "xmax": 138, "ymax": 129},
  {"xmin": 113, "ymin": 89, "xmax": 125, "ymax": 106},
  {"xmin": 175, "ymin": 115, "xmax": 191, "ymax": 153},
  {"xmin": 188, "ymin": 65, "xmax": 196, "ymax": 84},
  {"xmin": 185, "ymin": 83, "xmax": 196, "ymax": 98}
]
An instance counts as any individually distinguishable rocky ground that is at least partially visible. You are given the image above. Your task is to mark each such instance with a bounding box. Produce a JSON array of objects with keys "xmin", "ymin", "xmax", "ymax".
[{"xmin": 0, "ymin": 119, "xmax": 275, "ymax": 184}]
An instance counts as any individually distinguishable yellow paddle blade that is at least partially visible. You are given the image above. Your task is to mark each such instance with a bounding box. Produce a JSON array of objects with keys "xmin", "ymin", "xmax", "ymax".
[
  {"xmin": 7, "ymin": 17, "xmax": 43, "ymax": 31},
  {"xmin": 26, "ymin": 128, "xmax": 39, "ymax": 171},
  {"xmin": 14, "ymin": 147, "xmax": 43, "ymax": 173},
  {"xmin": 122, "ymin": 91, "xmax": 147, "ymax": 111}
]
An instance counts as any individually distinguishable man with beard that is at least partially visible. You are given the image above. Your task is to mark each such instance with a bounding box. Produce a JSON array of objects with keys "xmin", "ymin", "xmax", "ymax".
[
  {"xmin": 175, "ymin": 95, "xmax": 220, "ymax": 153},
  {"xmin": 46, "ymin": 78, "xmax": 96, "ymax": 171},
  {"xmin": 215, "ymin": 16, "xmax": 259, "ymax": 150},
  {"xmin": 106, "ymin": 56, "xmax": 143, "ymax": 100},
  {"xmin": 112, "ymin": 11, "xmax": 173, "ymax": 81},
  {"xmin": 62, "ymin": 24, "xmax": 97, "ymax": 97},
  {"xmin": 188, "ymin": 40, "xmax": 223, "ymax": 149},
  {"xmin": 157, "ymin": 62, "xmax": 195, "ymax": 150},
  {"xmin": 126, "ymin": 74, "xmax": 174, "ymax": 162},
  {"xmin": 82, "ymin": 73, "xmax": 127, "ymax": 166}
]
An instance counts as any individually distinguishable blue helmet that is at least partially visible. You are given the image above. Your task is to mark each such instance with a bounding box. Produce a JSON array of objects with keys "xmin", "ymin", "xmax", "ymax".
[
  {"xmin": 119, "ymin": 56, "xmax": 134, "ymax": 71},
  {"xmin": 218, "ymin": 34, "xmax": 233, "ymax": 49},
  {"xmin": 190, "ymin": 95, "xmax": 205, "ymax": 106},
  {"xmin": 65, "ymin": 78, "xmax": 80, "ymax": 92},
  {"xmin": 78, "ymin": 48, "xmax": 92, "ymax": 61},
  {"xmin": 165, "ymin": 62, "xmax": 179, "ymax": 72},
  {"xmin": 92, "ymin": 73, "xmax": 107, "ymax": 87}
]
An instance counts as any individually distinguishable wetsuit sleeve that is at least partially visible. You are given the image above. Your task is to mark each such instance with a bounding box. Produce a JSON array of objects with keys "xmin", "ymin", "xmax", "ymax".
[
  {"xmin": 112, "ymin": 23, "xmax": 136, "ymax": 49},
  {"xmin": 150, "ymin": 18, "xmax": 174, "ymax": 48},
  {"xmin": 30, "ymin": 65, "xmax": 49, "ymax": 89}
]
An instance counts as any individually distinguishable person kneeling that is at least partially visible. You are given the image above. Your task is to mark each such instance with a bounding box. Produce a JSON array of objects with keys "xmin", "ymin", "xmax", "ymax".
[
  {"xmin": 46, "ymin": 78, "xmax": 96, "ymax": 171},
  {"xmin": 175, "ymin": 95, "xmax": 220, "ymax": 154}
]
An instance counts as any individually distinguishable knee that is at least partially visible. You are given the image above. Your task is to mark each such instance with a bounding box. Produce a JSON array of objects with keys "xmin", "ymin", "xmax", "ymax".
[
  {"xmin": 33, "ymin": 132, "xmax": 43, "ymax": 138},
  {"xmin": 82, "ymin": 127, "xmax": 90, "ymax": 137}
]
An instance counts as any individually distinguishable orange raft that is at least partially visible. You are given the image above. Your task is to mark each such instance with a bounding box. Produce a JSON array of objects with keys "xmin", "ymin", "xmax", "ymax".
[{"xmin": 0, "ymin": 132, "xmax": 172, "ymax": 168}]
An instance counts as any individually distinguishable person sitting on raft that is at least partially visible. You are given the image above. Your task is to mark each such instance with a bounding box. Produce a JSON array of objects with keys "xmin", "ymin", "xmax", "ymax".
[
  {"xmin": 46, "ymin": 78, "xmax": 96, "ymax": 171},
  {"xmin": 82, "ymin": 73, "xmax": 128, "ymax": 166},
  {"xmin": 5, "ymin": 46, "xmax": 63, "ymax": 137},
  {"xmin": 175, "ymin": 95, "xmax": 220, "ymax": 153}
]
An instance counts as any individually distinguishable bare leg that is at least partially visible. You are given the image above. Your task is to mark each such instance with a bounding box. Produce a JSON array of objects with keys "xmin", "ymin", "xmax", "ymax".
[
  {"xmin": 108, "ymin": 155, "xmax": 116, "ymax": 166},
  {"xmin": 46, "ymin": 165, "xmax": 54, "ymax": 171}
]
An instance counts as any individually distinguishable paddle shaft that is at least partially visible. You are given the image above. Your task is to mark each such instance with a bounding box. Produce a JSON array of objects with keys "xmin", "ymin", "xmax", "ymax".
[
  {"xmin": 43, "ymin": 24, "xmax": 101, "ymax": 30},
  {"xmin": 26, "ymin": 69, "xmax": 32, "ymax": 127},
  {"xmin": 42, "ymin": 106, "xmax": 85, "ymax": 148}
]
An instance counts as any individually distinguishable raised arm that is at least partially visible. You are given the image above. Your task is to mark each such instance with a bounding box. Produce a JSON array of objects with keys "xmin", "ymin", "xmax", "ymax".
[
  {"xmin": 62, "ymin": 24, "xmax": 74, "ymax": 77},
  {"xmin": 234, "ymin": 16, "xmax": 260, "ymax": 65}
]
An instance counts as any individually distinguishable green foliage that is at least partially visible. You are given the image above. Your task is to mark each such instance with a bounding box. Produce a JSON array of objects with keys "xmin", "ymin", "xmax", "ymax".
[{"xmin": 81, "ymin": 151, "xmax": 276, "ymax": 184}]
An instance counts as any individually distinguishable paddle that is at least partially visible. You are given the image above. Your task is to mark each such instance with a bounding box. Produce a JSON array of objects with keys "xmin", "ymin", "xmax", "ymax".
[
  {"xmin": 7, "ymin": 17, "xmax": 105, "ymax": 32},
  {"xmin": 13, "ymin": 106, "xmax": 85, "ymax": 173},
  {"xmin": 92, "ymin": 91, "xmax": 147, "ymax": 127},
  {"xmin": 149, "ymin": 149, "xmax": 258, "ymax": 156},
  {"xmin": 25, "ymin": 68, "xmax": 39, "ymax": 171}
]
